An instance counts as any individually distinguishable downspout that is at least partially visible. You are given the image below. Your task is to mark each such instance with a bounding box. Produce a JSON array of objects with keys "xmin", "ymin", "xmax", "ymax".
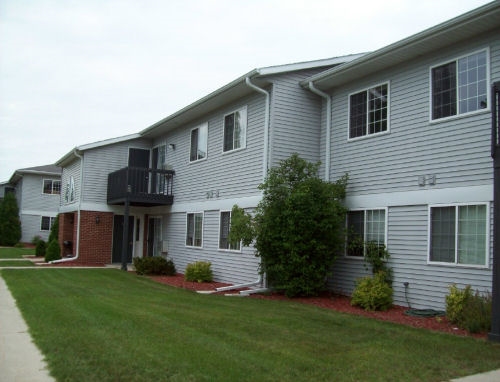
[
  {"xmin": 245, "ymin": 76, "xmax": 270, "ymax": 182},
  {"xmin": 307, "ymin": 81, "xmax": 331, "ymax": 182},
  {"xmin": 51, "ymin": 149, "xmax": 83, "ymax": 264},
  {"xmin": 206, "ymin": 77, "xmax": 270, "ymax": 295}
]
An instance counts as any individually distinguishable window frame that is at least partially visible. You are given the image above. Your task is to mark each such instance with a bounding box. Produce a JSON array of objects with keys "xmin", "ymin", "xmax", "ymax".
[
  {"xmin": 40, "ymin": 216, "xmax": 56, "ymax": 231},
  {"xmin": 43, "ymin": 179, "xmax": 61, "ymax": 195},
  {"xmin": 427, "ymin": 203, "xmax": 489, "ymax": 268},
  {"xmin": 65, "ymin": 176, "xmax": 75, "ymax": 203},
  {"xmin": 429, "ymin": 48, "xmax": 490, "ymax": 122},
  {"xmin": 218, "ymin": 210, "xmax": 241, "ymax": 252},
  {"xmin": 345, "ymin": 208, "xmax": 388, "ymax": 258},
  {"xmin": 348, "ymin": 82, "xmax": 390, "ymax": 141},
  {"xmin": 222, "ymin": 106, "xmax": 247, "ymax": 153},
  {"xmin": 185, "ymin": 212, "xmax": 204, "ymax": 248},
  {"xmin": 189, "ymin": 122, "xmax": 208, "ymax": 162}
]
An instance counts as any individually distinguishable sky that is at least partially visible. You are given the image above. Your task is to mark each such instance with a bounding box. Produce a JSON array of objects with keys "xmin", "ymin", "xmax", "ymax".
[{"xmin": 0, "ymin": 0, "xmax": 493, "ymax": 181}]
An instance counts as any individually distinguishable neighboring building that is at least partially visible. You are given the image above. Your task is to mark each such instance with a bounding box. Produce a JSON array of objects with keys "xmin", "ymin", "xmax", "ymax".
[
  {"xmin": 56, "ymin": 1, "xmax": 500, "ymax": 309},
  {"xmin": 5, "ymin": 165, "xmax": 62, "ymax": 243},
  {"xmin": 303, "ymin": 1, "xmax": 500, "ymax": 309}
]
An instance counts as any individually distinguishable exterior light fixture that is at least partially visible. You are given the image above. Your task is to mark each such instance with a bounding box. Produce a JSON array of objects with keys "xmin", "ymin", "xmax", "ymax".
[
  {"xmin": 169, "ymin": 143, "xmax": 176, "ymax": 150},
  {"xmin": 95, "ymin": 215, "xmax": 100, "ymax": 224}
]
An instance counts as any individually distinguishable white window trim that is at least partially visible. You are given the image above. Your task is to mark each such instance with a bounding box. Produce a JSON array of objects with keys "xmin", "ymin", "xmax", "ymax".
[
  {"xmin": 347, "ymin": 81, "xmax": 391, "ymax": 142},
  {"xmin": 42, "ymin": 179, "xmax": 61, "ymax": 195},
  {"xmin": 222, "ymin": 105, "xmax": 248, "ymax": 154},
  {"xmin": 345, "ymin": 207, "xmax": 388, "ymax": 258},
  {"xmin": 189, "ymin": 122, "xmax": 209, "ymax": 163},
  {"xmin": 40, "ymin": 216, "xmax": 55, "ymax": 231},
  {"xmin": 218, "ymin": 210, "xmax": 242, "ymax": 253},
  {"xmin": 185, "ymin": 211, "xmax": 204, "ymax": 249},
  {"xmin": 427, "ymin": 202, "xmax": 490, "ymax": 268},
  {"xmin": 428, "ymin": 47, "xmax": 490, "ymax": 124}
]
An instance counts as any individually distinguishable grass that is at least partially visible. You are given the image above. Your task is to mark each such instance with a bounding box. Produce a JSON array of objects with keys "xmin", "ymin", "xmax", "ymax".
[
  {"xmin": 2, "ymin": 269, "xmax": 500, "ymax": 382},
  {"xmin": 0, "ymin": 246, "xmax": 35, "ymax": 258},
  {"xmin": 0, "ymin": 260, "xmax": 35, "ymax": 267}
]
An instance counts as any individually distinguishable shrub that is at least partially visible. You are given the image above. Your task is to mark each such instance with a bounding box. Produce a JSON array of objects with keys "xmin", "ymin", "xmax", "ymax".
[
  {"xmin": 133, "ymin": 256, "xmax": 176, "ymax": 276},
  {"xmin": 229, "ymin": 154, "xmax": 348, "ymax": 297},
  {"xmin": 351, "ymin": 271, "xmax": 393, "ymax": 311},
  {"xmin": 445, "ymin": 284, "xmax": 473, "ymax": 324},
  {"xmin": 445, "ymin": 284, "xmax": 491, "ymax": 333},
  {"xmin": 36, "ymin": 239, "xmax": 47, "ymax": 257},
  {"xmin": 185, "ymin": 261, "xmax": 213, "ymax": 283},
  {"xmin": 31, "ymin": 235, "xmax": 43, "ymax": 245},
  {"xmin": 0, "ymin": 193, "xmax": 21, "ymax": 246},
  {"xmin": 44, "ymin": 240, "xmax": 61, "ymax": 262}
]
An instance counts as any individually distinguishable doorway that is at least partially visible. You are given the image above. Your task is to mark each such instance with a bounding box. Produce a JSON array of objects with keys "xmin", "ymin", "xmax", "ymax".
[
  {"xmin": 112, "ymin": 215, "xmax": 135, "ymax": 263},
  {"xmin": 147, "ymin": 217, "xmax": 162, "ymax": 257}
]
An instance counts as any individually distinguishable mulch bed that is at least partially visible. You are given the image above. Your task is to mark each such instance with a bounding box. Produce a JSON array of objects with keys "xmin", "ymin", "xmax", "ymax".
[{"xmin": 149, "ymin": 273, "xmax": 486, "ymax": 339}]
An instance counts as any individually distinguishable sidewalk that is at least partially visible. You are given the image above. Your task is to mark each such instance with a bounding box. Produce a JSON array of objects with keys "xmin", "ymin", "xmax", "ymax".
[{"xmin": 0, "ymin": 274, "xmax": 54, "ymax": 382}]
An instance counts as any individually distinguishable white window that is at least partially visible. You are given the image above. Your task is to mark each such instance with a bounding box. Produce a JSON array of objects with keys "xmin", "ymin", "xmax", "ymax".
[
  {"xmin": 346, "ymin": 209, "xmax": 387, "ymax": 257},
  {"xmin": 65, "ymin": 176, "xmax": 75, "ymax": 203},
  {"xmin": 349, "ymin": 83, "xmax": 389, "ymax": 139},
  {"xmin": 43, "ymin": 179, "xmax": 61, "ymax": 195},
  {"xmin": 429, "ymin": 204, "xmax": 488, "ymax": 267},
  {"xmin": 431, "ymin": 49, "xmax": 489, "ymax": 120},
  {"xmin": 223, "ymin": 107, "xmax": 247, "ymax": 152},
  {"xmin": 41, "ymin": 216, "xmax": 56, "ymax": 231},
  {"xmin": 190, "ymin": 123, "xmax": 208, "ymax": 162},
  {"xmin": 186, "ymin": 212, "xmax": 203, "ymax": 247},
  {"xmin": 219, "ymin": 211, "xmax": 241, "ymax": 251}
]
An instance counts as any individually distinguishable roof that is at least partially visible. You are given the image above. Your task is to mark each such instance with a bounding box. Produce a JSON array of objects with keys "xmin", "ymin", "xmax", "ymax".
[
  {"xmin": 9, "ymin": 164, "xmax": 62, "ymax": 184},
  {"xmin": 303, "ymin": 1, "xmax": 500, "ymax": 90},
  {"xmin": 139, "ymin": 53, "xmax": 366, "ymax": 139},
  {"xmin": 56, "ymin": 133, "xmax": 142, "ymax": 167}
]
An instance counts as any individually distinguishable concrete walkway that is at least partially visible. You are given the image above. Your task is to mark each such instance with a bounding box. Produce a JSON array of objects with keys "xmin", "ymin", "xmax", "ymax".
[{"xmin": 0, "ymin": 274, "xmax": 54, "ymax": 382}]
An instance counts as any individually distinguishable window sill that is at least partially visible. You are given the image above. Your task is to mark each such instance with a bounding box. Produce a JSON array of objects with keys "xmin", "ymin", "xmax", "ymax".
[
  {"xmin": 426, "ymin": 261, "xmax": 489, "ymax": 270},
  {"xmin": 347, "ymin": 130, "xmax": 390, "ymax": 143},
  {"xmin": 429, "ymin": 107, "xmax": 490, "ymax": 125}
]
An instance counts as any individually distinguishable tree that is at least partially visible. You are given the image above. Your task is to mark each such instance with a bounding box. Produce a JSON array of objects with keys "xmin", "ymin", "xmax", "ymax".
[
  {"xmin": 0, "ymin": 193, "xmax": 22, "ymax": 246},
  {"xmin": 230, "ymin": 154, "xmax": 348, "ymax": 297}
]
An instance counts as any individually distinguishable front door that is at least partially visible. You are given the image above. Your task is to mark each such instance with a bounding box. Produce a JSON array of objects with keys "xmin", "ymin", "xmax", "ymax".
[
  {"xmin": 147, "ymin": 217, "xmax": 162, "ymax": 257},
  {"xmin": 112, "ymin": 215, "xmax": 135, "ymax": 263}
]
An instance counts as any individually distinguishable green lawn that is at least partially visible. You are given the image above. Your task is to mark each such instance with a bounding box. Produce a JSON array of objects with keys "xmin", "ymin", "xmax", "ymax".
[
  {"xmin": 0, "ymin": 246, "xmax": 35, "ymax": 258},
  {"xmin": 2, "ymin": 269, "xmax": 500, "ymax": 382},
  {"xmin": 0, "ymin": 260, "xmax": 35, "ymax": 267}
]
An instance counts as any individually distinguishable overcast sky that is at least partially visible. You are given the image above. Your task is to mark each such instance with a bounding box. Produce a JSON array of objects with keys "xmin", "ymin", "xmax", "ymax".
[{"xmin": 0, "ymin": 0, "xmax": 492, "ymax": 181}]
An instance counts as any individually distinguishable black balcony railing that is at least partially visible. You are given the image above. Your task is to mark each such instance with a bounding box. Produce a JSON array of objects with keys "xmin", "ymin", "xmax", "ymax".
[{"xmin": 107, "ymin": 167, "xmax": 175, "ymax": 206}]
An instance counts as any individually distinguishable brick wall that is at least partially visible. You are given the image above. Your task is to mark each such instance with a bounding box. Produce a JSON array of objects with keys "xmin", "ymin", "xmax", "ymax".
[{"xmin": 77, "ymin": 211, "xmax": 114, "ymax": 265}]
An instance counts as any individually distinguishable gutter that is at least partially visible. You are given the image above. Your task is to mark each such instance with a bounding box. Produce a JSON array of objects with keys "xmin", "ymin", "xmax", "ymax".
[
  {"xmin": 51, "ymin": 149, "xmax": 84, "ymax": 264},
  {"xmin": 307, "ymin": 82, "xmax": 331, "ymax": 182}
]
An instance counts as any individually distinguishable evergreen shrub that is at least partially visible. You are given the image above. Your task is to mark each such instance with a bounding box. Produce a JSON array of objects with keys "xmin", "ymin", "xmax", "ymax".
[
  {"xmin": 185, "ymin": 261, "xmax": 213, "ymax": 283},
  {"xmin": 45, "ymin": 240, "xmax": 61, "ymax": 262},
  {"xmin": 133, "ymin": 256, "xmax": 176, "ymax": 276}
]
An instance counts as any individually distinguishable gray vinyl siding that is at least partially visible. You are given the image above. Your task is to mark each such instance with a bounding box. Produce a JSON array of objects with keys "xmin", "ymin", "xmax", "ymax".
[
  {"xmin": 267, "ymin": 70, "xmax": 325, "ymax": 167},
  {"xmin": 330, "ymin": 33, "xmax": 499, "ymax": 193},
  {"xmin": 325, "ymin": 33, "xmax": 499, "ymax": 310},
  {"xmin": 61, "ymin": 159, "xmax": 82, "ymax": 207},
  {"xmin": 16, "ymin": 174, "xmax": 60, "ymax": 242},
  {"xmin": 153, "ymin": 93, "xmax": 265, "ymax": 203},
  {"xmin": 82, "ymin": 139, "xmax": 152, "ymax": 204},
  {"xmin": 164, "ymin": 210, "xmax": 259, "ymax": 285},
  {"xmin": 330, "ymin": 205, "xmax": 493, "ymax": 310}
]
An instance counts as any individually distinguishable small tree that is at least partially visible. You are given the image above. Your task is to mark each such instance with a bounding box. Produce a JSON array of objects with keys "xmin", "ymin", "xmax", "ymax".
[
  {"xmin": 230, "ymin": 154, "xmax": 348, "ymax": 297},
  {"xmin": 0, "ymin": 193, "xmax": 22, "ymax": 246},
  {"xmin": 48, "ymin": 215, "xmax": 59, "ymax": 243},
  {"xmin": 45, "ymin": 239, "xmax": 61, "ymax": 262}
]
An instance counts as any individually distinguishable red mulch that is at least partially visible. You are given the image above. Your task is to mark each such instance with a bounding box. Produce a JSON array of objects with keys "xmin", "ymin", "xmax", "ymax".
[{"xmin": 149, "ymin": 273, "xmax": 487, "ymax": 339}]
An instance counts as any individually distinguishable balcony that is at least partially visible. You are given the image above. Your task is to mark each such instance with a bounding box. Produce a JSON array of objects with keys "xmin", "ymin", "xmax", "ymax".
[{"xmin": 107, "ymin": 167, "xmax": 175, "ymax": 207}]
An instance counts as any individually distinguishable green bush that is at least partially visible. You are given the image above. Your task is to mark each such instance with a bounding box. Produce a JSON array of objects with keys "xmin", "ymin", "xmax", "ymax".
[
  {"xmin": 185, "ymin": 261, "xmax": 213, "ymax": 283},
  {"xmin": 133, "ymin": 256, "xmax": 176, "ymax": 276},
  {"xmin": 351, "ymin": 271, "xmax": 393, "ymax": 311},
  {"xmin": 445, "ymin": 284, "xmax": 491, "ymax": 333},
  {"xmin": 0, "ymin": 193, "xmax": 22, "ymax": 246},
  {"xmin": 44, "ymin": 240, "xmax": 61, "ymax": 262},
  {"xmin": 31, "ymin": 235, "xmax": 43, "ymax": 245},
  {"xmin": 36, "ymin": 239, "xmax": 47, "ymax": 257}
]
